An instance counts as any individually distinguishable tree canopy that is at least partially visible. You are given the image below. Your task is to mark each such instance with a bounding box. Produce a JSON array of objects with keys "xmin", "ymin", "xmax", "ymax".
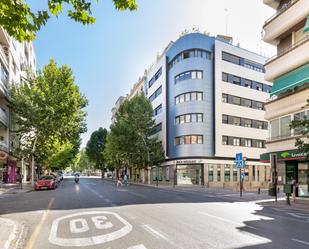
[
  {"xmin": 86, "ymin": 127, "xmax": 108, "ymax": 176},
  {"xmin": 9, "ymin": 59, "xmax": 88, "ymax": 170},
  {"xmin": 0, "ymin": 0, "xmax": 137, "ymax": 42},
  {"xmin": 104, "ymin": 94, "xmax": 164, "ymax": 170}
]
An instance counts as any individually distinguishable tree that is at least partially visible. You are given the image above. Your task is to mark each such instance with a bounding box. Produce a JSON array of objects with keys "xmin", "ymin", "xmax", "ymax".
[
  {"xmin": 0, "ymin": 0, "xmax": 137, "ymax": 42},
  {"xmin": 86, "ymin": 128, "xmax": 108, "ymax": 178},
  {"xmin": 104, "ymin": 94, "xmax": 164, "ymax": 177},
  {"xmin": 9, "ymin": 59, "xmax": 87, "ymax": 184},
  {"xmin": 290, "ymin": 99, "xmax": 309, "ymax": 158}
]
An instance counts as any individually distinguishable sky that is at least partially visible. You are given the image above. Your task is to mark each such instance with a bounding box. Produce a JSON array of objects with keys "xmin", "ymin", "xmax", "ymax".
[{"xmin": 31, "ymin": 0, "xmax": 276, "ymax": 147}]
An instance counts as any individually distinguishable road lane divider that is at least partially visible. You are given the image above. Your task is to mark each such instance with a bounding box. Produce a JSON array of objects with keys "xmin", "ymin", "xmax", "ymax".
[
  {"xmin": 141, "ymin": 224, "xmax": 178, "ymax": 247},
  {"xmin": 25, "ymin": 197, "xmax": 54, "ymax": 249},
  {"xmin": 291, "ymin": 238, "xmax": 309, "ymax": 245}
]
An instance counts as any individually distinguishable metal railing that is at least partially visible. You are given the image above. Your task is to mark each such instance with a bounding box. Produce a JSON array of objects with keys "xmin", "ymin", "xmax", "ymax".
[
  {"xmin": 266, "ymin": 33, "xmax": 309, "ymax": 64},
  {"xmin": 263, "ymin": 0, "xmax": 299, "ymax": 27}
]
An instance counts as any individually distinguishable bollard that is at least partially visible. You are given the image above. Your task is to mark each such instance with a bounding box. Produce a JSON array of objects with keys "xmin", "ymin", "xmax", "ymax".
[
  {"xmin": 277, "ymin": 187, "xmax": 280, "ymax": 194},
  {"xmin": 257, "ymin": 187, "xmax": 260, "ymax": 194},
  {"xmin": 286, "ymin": 193, "xmax": 290, "ymax": 205}
]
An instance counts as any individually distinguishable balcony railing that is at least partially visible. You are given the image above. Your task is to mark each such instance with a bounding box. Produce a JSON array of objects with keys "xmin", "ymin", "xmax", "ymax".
[
  {"xmin": 263, "ymin": 0, "xmax": 299, "ymax": 28},
  {"xmin": 267, "ymin": 132, "xmax": 305, "ymax": 142},
  {"xmin": 265, "ymin": 33, "xmax": 309, "ymax": 64}
]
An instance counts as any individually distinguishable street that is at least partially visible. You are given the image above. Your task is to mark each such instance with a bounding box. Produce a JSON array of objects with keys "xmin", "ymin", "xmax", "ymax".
[{"xmin": 0, "ymin": 178, "xmax": 308, "ymax": 249}]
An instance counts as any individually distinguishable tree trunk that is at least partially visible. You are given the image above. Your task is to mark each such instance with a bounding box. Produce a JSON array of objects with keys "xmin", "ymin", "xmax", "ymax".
[{"xmin": 101, "ymin": 168, "xmax": 105, "ymax": 179}]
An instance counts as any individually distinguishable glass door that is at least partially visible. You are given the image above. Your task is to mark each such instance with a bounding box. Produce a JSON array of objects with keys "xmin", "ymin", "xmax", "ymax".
[{"xmin": 298, "ymin": 163, "xmax": 309, "ymax": 197}]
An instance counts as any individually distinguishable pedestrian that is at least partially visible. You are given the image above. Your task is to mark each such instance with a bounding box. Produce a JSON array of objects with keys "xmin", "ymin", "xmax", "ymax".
[
  {"xmin": 116, "ymin": 175, "xmax": 123, "ymax": 187},
  {"xmin": 123, "ymin": 174, "xmax": 128, "ymax": 186},
  {"xmin": 291, "ymin": 176, "xmax": 297, "ymax": 203}
]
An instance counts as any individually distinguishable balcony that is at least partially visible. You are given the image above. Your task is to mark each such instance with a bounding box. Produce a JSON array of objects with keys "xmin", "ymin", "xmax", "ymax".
[
  {"xmin": 264, "ymin": 33, "xmax": 309, "ymax": 81},
  {"xmin": 0, "ymin": 78, "xmax": 8, "ymax": 97},
  {"xmin": 0, "ymin": 108, "xmax": 8, "ymax": 127},
  {"xmin": 263, "ymin": 0, "xmax": 309, "ymax": 45}
]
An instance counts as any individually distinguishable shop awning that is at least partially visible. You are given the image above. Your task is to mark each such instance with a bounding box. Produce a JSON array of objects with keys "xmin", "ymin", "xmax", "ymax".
[
  {"xmin": 271, "ymin": 63, "xmax": 309, "ymax": 96},
  {"xmin": 260, "ymin": 149, "xmax": 307, "ymax": 162}
]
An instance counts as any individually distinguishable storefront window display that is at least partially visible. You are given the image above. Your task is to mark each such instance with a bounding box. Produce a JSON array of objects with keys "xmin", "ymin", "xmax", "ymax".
[{"xmin": 177, "ymin": 164, "xmax": 201, "ymax": 185}]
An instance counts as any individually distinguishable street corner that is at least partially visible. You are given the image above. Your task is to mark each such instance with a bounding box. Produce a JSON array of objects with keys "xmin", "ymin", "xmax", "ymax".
[
  {"xmin": 48, "ymin": 211, "xmax": 133, "ymax": 247},
  {"xmin": 0, "ymin": 217, "xmax": 25, "ymax": 249}
]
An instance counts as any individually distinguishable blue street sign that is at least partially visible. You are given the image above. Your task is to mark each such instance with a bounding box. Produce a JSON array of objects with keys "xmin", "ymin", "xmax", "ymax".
[{"xmin": 235, "ymin": 153, "xmax": 244, "ymax": 168}]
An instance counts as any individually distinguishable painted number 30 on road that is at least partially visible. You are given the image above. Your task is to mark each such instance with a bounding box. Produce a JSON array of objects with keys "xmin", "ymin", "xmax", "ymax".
[{"xmin": 49, "ymin": 211, "xmax": 132, "ymax": 247}]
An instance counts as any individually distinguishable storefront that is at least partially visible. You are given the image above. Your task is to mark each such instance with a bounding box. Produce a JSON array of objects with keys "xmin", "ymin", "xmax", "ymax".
[
  {"xmin": 261, "ymin": 149, "xmax": 309, "ymax": 197},
  {"xmin": 176, "ymin": 164, "xmax": 203, "ymax": 185}
]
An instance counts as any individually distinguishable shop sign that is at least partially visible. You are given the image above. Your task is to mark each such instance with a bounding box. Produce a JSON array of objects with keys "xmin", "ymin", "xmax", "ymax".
[
  {"xmin": 260, "ymin": 149, "xmax": 307, "ymax": 162},
  {"xmin": 176, "ymin": 159, "xmax": 203, "ymax": 164}
]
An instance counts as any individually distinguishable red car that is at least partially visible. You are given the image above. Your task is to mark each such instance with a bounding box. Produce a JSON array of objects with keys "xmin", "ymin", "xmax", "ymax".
[{"xmin": 34, "ymin": 175, "xmax": 57, "ymax": 191}]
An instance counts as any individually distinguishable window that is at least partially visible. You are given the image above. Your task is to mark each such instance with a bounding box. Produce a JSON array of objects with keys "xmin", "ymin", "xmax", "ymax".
[
  {"xmin": 255, "ymin": 120, "xmax": 263, "ymax": 129},
  {"xmin": 244, "ymin": 119, "xmax": 252, "ymax": 128},
  {"xmin": 233, "ymin": 168, "xmax": 237, "ymax": 181},
  {"xmin": 256, "ymin": 140, "xmax": 264, "ymax": 148},
  {"xmin": 185, "ymin": 93, "xmax": 191, "ymax": 101},
  {"xmin": 185, "ymin": 114, "xmax": 191, "ymax": 123},
  {"xmin": 233, "ymin": 117, "xmax": 241, "ymax": 126},
  {"xmin": 222, "ymin": 136, "xmax": 228, "ymax": 145},
  {"xmin": 222, "ymin": 115, "xmax": 228, "ymax": 124},
  {"xmin": 244, "ymin": 139, "xmax": 252, "ymax": 147},
  {"xmin": 255, "ymin": 82, "xmax": 263, "ymax": 91},
  {"xmin": 176, "ymin": 113, "xmax": 203, "ymax": 124},
  {"xmin": 244, "ymin": 79, "xmax": 252, "ymax": 88},
  {"xmin": 294, "ymin": 112, "xmax": 306, "ymax": 135},
  {"xmin": 169, "ymin": 49, "xmax": 212, "ymax": 69},
  {"xmin": 280, "ymin": 116, "xmax": 291, "ymax": 137},
  {"xmin": 256, "ymin": 101, "xmax": 264, "ymax": 110},
  {"xmin": 270, "ymin": 119, "xmax": 279, "ymax": 139},
  {"xmin": 149, "ymin": 86, "xmax": 162, "ymax": 102},
  {"xmin": 175, "ymin": 70, "xmax": 203, "ymax": 83},
  {"xmin": 222, "ymin": 52, "xmax": 240, "ymax": 65},
  {"xmin": 217, "ymin": 166, "xmax": 221, "ymax": 182},
  {"xmin": 148, "ymin": 67, "xmax": 162, "ymax": 88},
  {"xmin": 222, "ymin": 72, "xmax": 228, "ymax": 82},
  {"xmin": 191, "ymin": 92, "xmax": 197, "ymax": 101},
  {"xmin": 184, "ymin": 135, "xmax": 191, "ymax": 144},
  {"xmin": 208, "ymin": 165, "xmax": 214, "ymax": 182},
  {"xmin": 233, "ymin": 96, "xmax": 241, "ymax": 105},
  {"xmin": 233, "ymin": 76, "xmax": 241, "ymax": 85},
  {"xmin": 233, "ymin": 138, "xmax": 240, "ymax": 146},
  {"xmin": 242, "ymin": 98, "xmax": 252, "ymax": 108},
  {"xmin": 175, "ymin": 92, "xmax": 203, "ymax": 104},
  {"xmin": 153, "ymin": 104, "xmax": 162, "ymax": 116},
  {"xmin": 154, "ymin": 123, "xmax": 162, "ymax": 133},
  {"xmin": 222, "ymin": 94, "xmax": 228, "ymax": 103},
  {"xmin": 224, "ymin": 165, "xmax": 230, "ymax": 182},
  {"xmin": 175, "ymin": 135, "xmax": 203, "ymax": 145}
]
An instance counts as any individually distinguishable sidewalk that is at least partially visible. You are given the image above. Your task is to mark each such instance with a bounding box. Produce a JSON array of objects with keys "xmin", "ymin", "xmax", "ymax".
[
  {"xmin": 260, "ymin": 197, "xmax": 309, "ymax": 212},
  {"xmin": 0, "ymin": 183, "xmax": 33, "ymax": 196}
]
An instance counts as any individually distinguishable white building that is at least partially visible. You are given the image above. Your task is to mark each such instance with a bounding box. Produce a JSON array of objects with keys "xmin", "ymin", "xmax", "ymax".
[{"xmin": 0, "ymin": 27, "xmax": 36, "ymax": 185}]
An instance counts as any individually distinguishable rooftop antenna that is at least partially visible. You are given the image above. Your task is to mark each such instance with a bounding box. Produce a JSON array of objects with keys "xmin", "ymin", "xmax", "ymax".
[{"xmin": 224, "ymin": 8, "xmax": 228, "ymax": 36}]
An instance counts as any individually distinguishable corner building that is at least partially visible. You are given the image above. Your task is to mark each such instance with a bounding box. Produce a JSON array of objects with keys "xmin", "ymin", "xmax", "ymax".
[
  {"xmin": 261, "ymin": 0, "xmax": 309, "ymax": 197},
  {"xmin": 144, "ymin": 33, "xmax": 271, "ymax": 189}
]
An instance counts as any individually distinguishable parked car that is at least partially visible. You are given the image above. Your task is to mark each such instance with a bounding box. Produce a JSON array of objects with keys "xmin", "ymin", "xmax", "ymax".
[{"xmin": 34, "ymin": 175, "xmax": 57, "ymax": 190}]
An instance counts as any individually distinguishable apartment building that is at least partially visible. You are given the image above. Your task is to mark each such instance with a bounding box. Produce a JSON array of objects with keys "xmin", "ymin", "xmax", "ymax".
[
  {"xmin": 112, "ymin": 32, "xmax": 272, "ymax": 189},
  {"xmin": 261, "ymin": 0, "xmax": 309, "ymax": 197},
  {"xmin": 0, "ymin": 27, "xmax": 36, "ymax": 185}
]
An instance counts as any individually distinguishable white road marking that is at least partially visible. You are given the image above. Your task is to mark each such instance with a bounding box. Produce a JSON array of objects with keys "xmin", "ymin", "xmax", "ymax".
[
  {"xmin": 141, "ymin": 224, "xmax": 168, "ymax": 240},
  {"xmin": 198, "ymin": 211, "xmax": 258, "ymax": 230},
  {"xmin": 287, "ymin": 212, "xmax": 309, "ymax": 221},
  {"xmin": 49, "ymin": 211, "xmax": 132, "ymax": 247},
  {"xmin": 70, "ymin": 218, "xmax": 90, "ymax": 233},
  {"xmin": 0, "ymin": 218, "xmax": 18, "ymax": 249},
  {"xmin": 291, "ymin": 238, "xmax": 309, "ymax": 245},
  {"xmin": 127, "ymin": 244, "xmax": 148, "ymax": 249}
]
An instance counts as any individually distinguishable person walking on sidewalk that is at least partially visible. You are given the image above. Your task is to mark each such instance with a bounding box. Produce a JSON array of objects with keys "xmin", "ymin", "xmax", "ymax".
[
  {"xmin": 291, "ymin": 176, "xmax": 297, "ymax": 203},
  {"xmin": 116, "ymin": 175, "xmax": 123, "ymax": 187},
  {"xmin": 123, "ymin": 174, "xmax": 128, "ymax": 187}
]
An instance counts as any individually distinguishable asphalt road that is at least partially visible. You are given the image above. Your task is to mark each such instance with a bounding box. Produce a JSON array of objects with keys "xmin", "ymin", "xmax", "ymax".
[{"xmin": 0, "ymin": 178, "xmax": 308, "ymax": 249}]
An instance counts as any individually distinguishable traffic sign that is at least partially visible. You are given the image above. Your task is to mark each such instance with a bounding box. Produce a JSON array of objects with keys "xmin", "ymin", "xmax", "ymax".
[{"xmin": 235, "ymin": 153, "xmax": 244, "ymax": 168}]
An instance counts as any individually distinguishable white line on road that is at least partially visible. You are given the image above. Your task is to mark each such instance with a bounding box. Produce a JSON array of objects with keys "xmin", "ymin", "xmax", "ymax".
[
  {"xmin": 141, "ymin": 224, "xmax": 169, "ymax": 240},
  {"xmin": 127, "ymin": 244, "xmax": 148, "ymax": 249},
  {"xmin": 198, "ymin": 211, "xmax": 258, "ymax": 230},
  {"xmin": 291, "ymin": 238, "xmax": 309, "ymax": 245}
]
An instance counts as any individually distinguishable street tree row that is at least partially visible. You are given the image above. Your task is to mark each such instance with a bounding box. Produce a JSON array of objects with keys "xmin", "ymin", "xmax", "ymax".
[
  {"xmin": 9, "ymin": 60, "xmax": 88, "ymax": 183},
  {"xmin": 85, "ymin": 94, "xmax": 165, "ymax": 178}
]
